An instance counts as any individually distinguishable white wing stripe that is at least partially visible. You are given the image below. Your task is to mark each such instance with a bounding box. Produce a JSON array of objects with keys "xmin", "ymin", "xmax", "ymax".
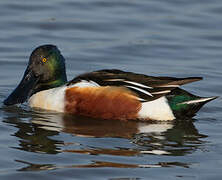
[
  {"xmin": 105, "ymin": 79, "xmax": 152, "ymax": 89},
  {"xmin": 125, "ymin": 85, "xmax": 153, "ymax": 97},
  {"xmin": 157, "ymin": 84, "xmax": 180, "ymax": 88},
  {"xmin": 152, "ymin": 90, "xmax": 171, "ymax": 95},
  {"xmin": 105, "ymin": 79, "xmax": 125, "ymax": 81},
  {"xmin": 123, "ymin": 80, "xmax": 153, "ymax": 89}
]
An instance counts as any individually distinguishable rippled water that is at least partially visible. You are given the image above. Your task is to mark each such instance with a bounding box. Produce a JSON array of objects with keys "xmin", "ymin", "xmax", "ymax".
[{"xmin": 0, "ymin": 0, "xmax": 222, "ymax": 179}]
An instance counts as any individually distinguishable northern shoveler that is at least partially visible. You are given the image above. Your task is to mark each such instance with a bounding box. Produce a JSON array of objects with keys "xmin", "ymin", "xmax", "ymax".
[{"xmin": 4, "ymin": 45, "xmax": 217, "ymax": 121}]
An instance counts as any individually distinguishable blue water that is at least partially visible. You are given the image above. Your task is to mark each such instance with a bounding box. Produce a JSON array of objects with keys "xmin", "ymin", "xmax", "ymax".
[{"xmin": 0, "ymin": 0, "xmax": 222, "ymax": 179}]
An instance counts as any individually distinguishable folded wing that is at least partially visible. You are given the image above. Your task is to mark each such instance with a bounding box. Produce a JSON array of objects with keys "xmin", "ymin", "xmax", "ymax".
[{"xmin": 68, "ymin": 69, "xmax": 202, "ymax": 102}]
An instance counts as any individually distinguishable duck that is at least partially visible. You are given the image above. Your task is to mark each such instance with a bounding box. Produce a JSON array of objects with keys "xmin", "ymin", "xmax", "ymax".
[{"xmin": 3, "ymin": 44, "xmax": 217, "ymax": 121}]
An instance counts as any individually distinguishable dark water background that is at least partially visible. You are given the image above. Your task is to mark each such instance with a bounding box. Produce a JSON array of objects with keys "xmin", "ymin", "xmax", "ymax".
[{"xmin": 0, "ymin": 0, "xmax": 222, "ymax": 179}]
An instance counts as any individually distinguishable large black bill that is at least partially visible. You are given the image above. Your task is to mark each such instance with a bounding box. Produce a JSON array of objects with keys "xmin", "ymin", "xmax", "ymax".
[{"xmin": 4, "ymin": 70, "xmax": 39, "ymax": 106}]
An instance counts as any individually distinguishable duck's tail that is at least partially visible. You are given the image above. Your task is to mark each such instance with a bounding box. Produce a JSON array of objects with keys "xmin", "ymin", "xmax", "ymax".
[{"xmin": 166, "ymin": 88, "xmax": 218, "ymax": 119}]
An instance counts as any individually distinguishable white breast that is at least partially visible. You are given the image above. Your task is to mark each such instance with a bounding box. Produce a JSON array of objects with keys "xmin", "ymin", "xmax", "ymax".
[
  {"xmin": 28, "ymin": 86, "xmax": 66, "ymax": 112},
  {"xmin": 28, "ymin": 80, "xmax": 99, "ymax": 112}
]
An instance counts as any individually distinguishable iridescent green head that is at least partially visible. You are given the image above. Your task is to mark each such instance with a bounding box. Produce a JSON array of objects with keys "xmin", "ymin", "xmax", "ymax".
[
  {"xmin": 28, "ymin": 45, "xmax": 67, "ymax": 88},
  {"xmin": 4, "ymin": 44, "xmax": 67, "ymax": 105}
]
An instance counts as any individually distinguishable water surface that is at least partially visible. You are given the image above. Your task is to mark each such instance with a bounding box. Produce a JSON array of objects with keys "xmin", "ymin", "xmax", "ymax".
[{"xmin": 0, "ymin": 0, "xmax": 222, "ymax": 179}]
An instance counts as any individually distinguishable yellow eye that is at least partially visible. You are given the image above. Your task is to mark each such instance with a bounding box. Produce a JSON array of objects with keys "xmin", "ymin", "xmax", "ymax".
[{"xmin": 42, "ymin": 58, "xmax": 47, "ymax": 63}]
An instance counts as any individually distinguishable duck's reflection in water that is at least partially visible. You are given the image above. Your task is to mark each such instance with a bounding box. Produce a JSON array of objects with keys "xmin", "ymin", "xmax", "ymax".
[
  {"xmin": 28, "ymin": 111, "xmax": 206, "ymax": 156},
  {"xmin": 3, "ymin": 108, "xmax": 207, "ymax": 171},
  {"xmin": 32, "ymin": 112, "xmax": 174, "ymax": 138}
]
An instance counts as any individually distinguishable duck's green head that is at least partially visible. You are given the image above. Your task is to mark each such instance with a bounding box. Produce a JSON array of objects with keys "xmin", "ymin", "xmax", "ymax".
[{"xmin": 4, "ymin": 44, "xmax": 67, "ymax": 106}]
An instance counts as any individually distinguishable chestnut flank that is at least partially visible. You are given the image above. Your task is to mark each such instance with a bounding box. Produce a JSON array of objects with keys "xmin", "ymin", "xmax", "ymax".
[{"xmin": 65, "ymin": 86, "xmax": 141, "ymax": 120}]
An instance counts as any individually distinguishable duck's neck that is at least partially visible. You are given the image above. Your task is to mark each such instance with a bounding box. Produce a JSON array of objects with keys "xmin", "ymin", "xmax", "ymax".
[
  {"xmin": 32, "ymin": 73, "xmax": 67, "ymax": 96},
  {"xmin": 46, "ymin": 73, "xmax": 67, "ymax": 88}
]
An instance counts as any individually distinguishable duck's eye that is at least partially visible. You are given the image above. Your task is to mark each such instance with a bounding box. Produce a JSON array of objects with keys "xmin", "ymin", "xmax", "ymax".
[{"xmin": 42, "ymin": 58, "xmax": 47, "ymax": 63}]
